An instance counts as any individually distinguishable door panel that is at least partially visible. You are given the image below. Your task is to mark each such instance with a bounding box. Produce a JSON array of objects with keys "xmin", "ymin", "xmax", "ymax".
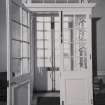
[
  {"xmin": 12, "ymin": 81, "xmax": 30, "ymax": 105},
  {"xmin": 60, "ymin": 11, "xmax": 93, "ymax": 105},
  {"xmin": 7, "ymin": 0, "xmax": 32, "ymax": 105}
]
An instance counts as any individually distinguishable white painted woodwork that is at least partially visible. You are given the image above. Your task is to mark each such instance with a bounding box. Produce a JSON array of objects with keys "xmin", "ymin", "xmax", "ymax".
[
  {"xmin": 60, "ymin": 6, "xmax": 95, "ymax": 105},
  {"xmin": 6, "ymin": 0, "xmax": 33, "ymax": 105}
]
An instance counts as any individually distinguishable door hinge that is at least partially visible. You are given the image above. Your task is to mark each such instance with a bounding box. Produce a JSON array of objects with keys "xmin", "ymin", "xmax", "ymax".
[
  {"xmin": 90, "ymin": 54, "xmax": 92, "ymax": 60},
  {"xmin": 7, "ymin": 80, "xmax": 9, "ymax": 87}
]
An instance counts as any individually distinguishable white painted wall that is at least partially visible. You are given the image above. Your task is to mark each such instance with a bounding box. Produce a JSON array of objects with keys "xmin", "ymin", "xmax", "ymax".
[{"xmin": 0, "ymin": 0, "xmax": 7, "ymax": 72}]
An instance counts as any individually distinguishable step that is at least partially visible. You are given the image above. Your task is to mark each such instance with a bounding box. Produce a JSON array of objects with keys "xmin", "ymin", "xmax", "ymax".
[{"xmin": 37, "ymin": 97, "xmax": 60, "ymax": 105}]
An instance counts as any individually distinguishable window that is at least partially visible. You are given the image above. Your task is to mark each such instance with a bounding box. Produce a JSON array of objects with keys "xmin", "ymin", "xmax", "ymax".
[{"xmin": 36, "ymin": 15, "xmax": 60, "ymax": 70}]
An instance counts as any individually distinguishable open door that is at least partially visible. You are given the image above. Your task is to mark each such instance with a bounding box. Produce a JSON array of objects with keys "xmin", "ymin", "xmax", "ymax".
[
  {"xmin": 60, "ymin": 10, "xmax": 93, "ymax": 105},
  {"xmin": 6, "ymin": 0, "xmax": 32, "ymax": 105}
]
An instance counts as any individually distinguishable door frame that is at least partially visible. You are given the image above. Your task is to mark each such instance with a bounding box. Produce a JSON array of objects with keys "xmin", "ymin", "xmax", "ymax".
[
  {"xmin": 6, "ymin": 0, "xmax": 11, "ymax": 104},
  {"xmin": 25, "ymin": 2, "xmax": 95, "ymax": 104},
  {"xmin": 6, "ymin": 1, "xmax": 96, "ymax": 105}
]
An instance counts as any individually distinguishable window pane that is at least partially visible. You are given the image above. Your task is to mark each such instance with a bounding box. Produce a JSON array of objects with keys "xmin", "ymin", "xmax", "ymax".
[
  {"xmin": 64, "ymin": 58, "xmax": 70, "ymax": 70},
  {"xmin": 12, "ymin": 3, "xmax": 20, "ymax": 23},
  {"xmin": 37, "ymin": 41, "xmax": 43, "ymax": 48},
  {"xmin": 37, "ymin": 50, "xmax": 44, "ymax": 58},
  {"xmin": 44, "ymin": 0, "xmax": 55, "ymax": 3},
  {"xmin": 55, "ymin": 22, "xmax": 60, "ymax": 31},
  {"xmin": 55, "ymin": 32, "xmax": 60, "ymax": 41},
  {"xmin": 37, "ymin": 17, "xmax": 43, "ymax": 22},
  {"xmin": 11, "ymin": 22, "xmax": 21, "ymax": 40},
  {"xmin": 55, "ymin": 51, "xmax": 60, "ymax": 67},
  {"xmin": 22, "ymin": 43, "xmax": 29, "ymax": 57},
  {"xmin": 45, "ymin": 59, "xmax": 51, "ymax": 67},
  {"xmin": 12, "ymin": 59, "xmax": 21, "ymax": 77},
  {"xmin": 37, "ymin": 59, "xmax": 44, "ymax": 67},
  {"xmin": 37, "ymin": 22, "xmax": 43, "ymax": 30},
  {"xmin": 22, "ymin": 59, "xmax": 29, "ymax": 74},
  {"xmin": 12, "ymin": 40, "xmax": 21, "ymax": 58},
  {"xmin": 45, "ymin": 23, "xmax": 51, "ymax": 31},
  {"xmin": 55, "ymin": 17, "xmax": 60, "ymax": 22},
  {"xmin": 45, "ymin": 40, "xmax": 51, "ymax": 49},
  {"xmin": 44, "ymin": 17, "xmax": 51, "ymax": 22},
  {"xmin": 22, "ymin": 9, "xmax": 28, "ymax": 26},
  {"xmin": 45, "ymin": 50, "xmax": 51, "ymax": 58},
  {"xmin": 37, "ymin": 32, "xmax": 43, "ymax": 39},
  {"xmin": 45, "ymin": 32, "xmax": 51, "ymax": 39}
]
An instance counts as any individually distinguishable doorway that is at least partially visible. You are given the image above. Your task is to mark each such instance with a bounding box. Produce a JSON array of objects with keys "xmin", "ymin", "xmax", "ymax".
[
  {"xmin": 32, "ymin": 12, "xmax": 61, "ymax": 105},
  {"xmin": 33, "ymin": 12, "xmax": 61, "ymax": 92}
]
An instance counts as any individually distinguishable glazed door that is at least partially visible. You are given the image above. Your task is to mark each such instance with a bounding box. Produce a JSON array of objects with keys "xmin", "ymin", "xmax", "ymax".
[
  {"xmin": 60, "ymin": 11, "xmax": 93, "ymax": 105},
  {"xmin": 7, "ymin": 0, "xmax": 32, "ymax": 105}
]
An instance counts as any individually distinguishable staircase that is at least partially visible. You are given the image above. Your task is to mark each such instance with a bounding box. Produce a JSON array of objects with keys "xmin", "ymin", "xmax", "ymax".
[{"xmin": 37, "ymin": 97, "xmax": 60, "ymax": 105}]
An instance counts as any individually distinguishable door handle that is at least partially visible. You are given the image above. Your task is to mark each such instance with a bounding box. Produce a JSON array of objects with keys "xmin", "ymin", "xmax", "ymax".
[{"xmin": 10, "ymin": 82, "xmax": 17, "ymax": 85}]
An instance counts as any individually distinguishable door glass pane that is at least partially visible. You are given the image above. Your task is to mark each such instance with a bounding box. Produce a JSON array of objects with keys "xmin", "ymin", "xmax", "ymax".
[
  {"xmin": 75, "ymin": 15, "xmax": 86, "ymax": 28},
  {"xmin": 28, "ymin": 13, "xmax": 30, "ymax": 27},
  {"xmin": 11, "ymin": 22, "xmax": 21, "ymax": 40},
  {"xmin": 68, "ymin": 0, "xmax": 79, "ymax": 3},
  {"xmin": 23, "ymin": 26, "xmax": 28, "ymax": 41},
  {"xmin": 12, "ymin": 59, "xmax": 21, "ymax": 77},
  {"xmin": 12, "ymin": 3, "xmax": 20, "ymax": 23},
  {"xmin": 22, "ymin": 59, "xmax": 29, "ymax": 73},
  {"xmin": 75, "ymin": 15, "xmax": 87, "ymax": 70},
  {"xmin": 22, "ymin": 9, "xmax": 28, "ymax": 26},
  {"xmin": 22, "ymin": 43, "xmax": 29, "ymax": 57},
  {"xmin": 31, "ymin": 0, "xmax": 42, "ymax": 3},
  {"xmin": 12, "ymin": 40, "xmax": 21, "ymax": 58},
  {"xmin": 13, "ymin": 0, "xmax": 21, "ymax": 4},
  {"xmin": 63, "ymin": 15, "xmax": 74, "ymax": 71},
  {"xmin": 56, "ymin": 0, "xmax": 67, "ymax": 3}
]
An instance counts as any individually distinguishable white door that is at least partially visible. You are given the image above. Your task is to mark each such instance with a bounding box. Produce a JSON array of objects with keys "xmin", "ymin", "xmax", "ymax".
[
  {"xmin": 60, "ymin": 11, "xmax": 93, "ymax": 105},
  {"xmin": 6, "ymin": 0, "xmax": 32, "ymax": 105}
]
